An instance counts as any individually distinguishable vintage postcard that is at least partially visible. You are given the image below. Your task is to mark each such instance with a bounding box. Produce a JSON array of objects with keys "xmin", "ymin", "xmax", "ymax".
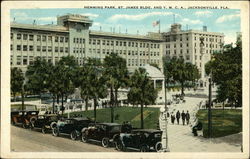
[{"xmin": 1, "ymin": 1, "xmax": 249, "ymax": 158}]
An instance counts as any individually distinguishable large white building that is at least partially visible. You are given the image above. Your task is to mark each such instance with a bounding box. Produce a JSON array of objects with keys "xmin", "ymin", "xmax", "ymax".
[
  {"xmin": 10, "ymin": 14, "xmax": 224, "ymax": 103},
  {"xmin": 10, "ymin": 14, "xmax": 164, "ymax": 73}
]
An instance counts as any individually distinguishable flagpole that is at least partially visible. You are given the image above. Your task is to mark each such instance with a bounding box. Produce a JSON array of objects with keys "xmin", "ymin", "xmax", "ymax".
[{"xmin": 159, "ymin": 20, "xmax": 160, "ymax": 33}]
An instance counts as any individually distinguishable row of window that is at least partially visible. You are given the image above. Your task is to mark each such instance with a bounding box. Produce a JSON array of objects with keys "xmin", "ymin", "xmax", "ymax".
[
  {"xmin": 166, "ymin": 43, "xmax": 222, "ymax": 49},
  {"xmin": 89, "ymin": 39, "xmax": 160, "ymax": 49},
  {"xmin": 12, "ymin": 33, "xmax": 69, "ymax": 43},
  {"xmin": 13, "ymin": 45, "xmax": 69, "ymax": 53},
  {"xmin": 127, "ymin": 59, "xmax": 160, "ymax": 67},
  {"xmin": 165, "ymin": 34, "xmax": 222, "ymax": 43},
  {"xmin": 166, "ymin": 49, "xmax": 189, "ymax": 55},
  {"xmin": 88, "ymin": 48, "xmax": 160, "ymax": 57},
  {"xmin": 166, "ymin": 55, "xmax": 190, "ymax": 61}
]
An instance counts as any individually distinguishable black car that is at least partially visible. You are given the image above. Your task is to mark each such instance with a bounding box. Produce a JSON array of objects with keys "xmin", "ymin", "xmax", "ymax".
[
  {"xmin": 11, "ymin": 110, "xmax": 39, "ymax": 128},
  {"xmin": 81, "ymin": 123, "xmax": 122, "ymax": 148},
  {"xmin": 52, "ymin": 117, "xmax": 93, "ymax": 140},
  {"xmin": 113, "ymin": 129, "xmax": 162, "ymax": 152},
  {"xmin": 30, "ymin": 114, "xmax": 60, "ymax": 133}
]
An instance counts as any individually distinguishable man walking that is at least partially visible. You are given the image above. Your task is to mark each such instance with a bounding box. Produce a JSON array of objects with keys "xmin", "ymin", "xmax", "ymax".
[
  {"xmin": 176, "ymin": 110, "xmax": 180, "ymax": 125},
  {"xmin": 181, "ymin": 110, "xmax": 186, "ymax": 125},
  {"xmin": 186, "ymin": 110, "xmax": 190, "ymax": 125}
]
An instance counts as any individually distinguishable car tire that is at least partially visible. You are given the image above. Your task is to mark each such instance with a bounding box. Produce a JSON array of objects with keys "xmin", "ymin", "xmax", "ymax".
[
  {"xmin": 140, "ymin": 145, "xmax": 149, "ymax": 152},
  {"xmin": 81, "ymin": 133, "xmax": 88, "ymax": 143},
  {"xmin": 52, "ymin": 128, "xmax": 59, "ymax": 137},
  {"xmin": 101, "ymin": 137, "xmax": 109, "ymax": 148},
  {"xmin": 50, "ymin": 122, "xmax": 57, "ymax": 129},
  {"xmin": 70, "ymin": 130, "xmax": 77, "ymax": 140},
  {"xmin": 115, "ymin": 140, "xmax": 124, "ymax": 151},
  {"xmin": 22, "ymin": 123, "xmax": 27, "ymax": 129},
  {"xmin": 155, "ymin": 142, "xmax": 162, "ymax": 152},
  {"xmin": 41, "ymin": 126, "xmax": 47, "ymax": 134}
]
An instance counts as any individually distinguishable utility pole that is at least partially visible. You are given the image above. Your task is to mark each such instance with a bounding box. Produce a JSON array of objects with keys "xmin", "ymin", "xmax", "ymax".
[{"xmin": 208, "ymin": 76, "xmax": 212, "ymax": 138}]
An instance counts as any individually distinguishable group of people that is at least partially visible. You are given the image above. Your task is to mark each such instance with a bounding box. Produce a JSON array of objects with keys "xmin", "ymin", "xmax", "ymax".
[{"xmin": 170, "ymin": 110, "xmax": 190, "ymax": 125}]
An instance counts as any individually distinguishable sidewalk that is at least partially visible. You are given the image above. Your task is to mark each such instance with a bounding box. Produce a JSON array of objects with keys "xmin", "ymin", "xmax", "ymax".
[{"xmin": 166, "ymin": 97, "xmax": 242, "ymax": 152}]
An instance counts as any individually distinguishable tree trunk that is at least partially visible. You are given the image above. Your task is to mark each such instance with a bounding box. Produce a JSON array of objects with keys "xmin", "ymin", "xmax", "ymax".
[
  {"xmin": 52, "ymin": 95, "xmax": 55, "ymax": 114},
  {"xmin": 85, "ymin": 98, "xmax": 88, "ymax": 111},
  {"xmin": 61, "ymin": 94, "xmax": 64, "ymax": 115},
  {"xmin": 110, "ymin": 86, "xmax": 114, "ymax": 123},
  {"xmin": 94, "ymin": 98, "xmax": 97, "ymax": 123},
  {"xmin": 21, "ymin": 90, "xmax": 25, "ymax": 111},
  {"xmin": 13, "ymin": 93, "xmax": 16, "ymax": 102},
  {"xmin": 114, "ymin": 88, "xmax": 118, "ymax": 107},
  {"xmin": 181, "ymin": 81, "xmax": 184, "ymax": 96},
  {"xmin": 140, "ymin": 103, "xmax": 144, "ymax": 129},
  {"xmin": 57, "ymin": 95, "xmax": 59, "ymax": 104}
]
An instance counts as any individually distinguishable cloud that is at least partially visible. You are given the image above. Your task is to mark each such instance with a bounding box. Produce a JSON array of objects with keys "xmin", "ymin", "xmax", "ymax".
[
  {"xmin": 80, "ymin": 13, "xmax": 99, "ymax": 18},
  {"xmin": 216, "ymin": 13, "xmax": 240, "ymax": 23},
  {"xmin": 181, "ymin": 18, "xmax": 203, "ymax": 25},
  {"xmin": 194, "ymin": 11, "xmax": 212, "ymax": 17},
  {"xmin": 93, "ymin": 22, "xmax": 101, "ymax": 26},
  {"xmin": 108, "ymin": 12, "xmax": 174, "ymax": 21},
  {"xmin": 37, "ymin": 17, "xmax": 57, "ymax": 22}
]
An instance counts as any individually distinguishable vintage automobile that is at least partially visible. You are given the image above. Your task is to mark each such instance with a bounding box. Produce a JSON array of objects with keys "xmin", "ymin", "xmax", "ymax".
[
  {"xmin": 11, "ymin": 110, "xmax": 39, "ymax": 128},
  {"xmin": 30, "ymin": 114, "xmax": 60, "ymax": 133},
  {"xmin": 81, "ymin": 123, "xmax": 122, "ymax": 148},
  {"xmin": 113, "ymin": 129, "xmax": 162, "ymax": 152},
  {"xmin": 52, "ymin": 117, "xmax": 93, "ymax": 140}
]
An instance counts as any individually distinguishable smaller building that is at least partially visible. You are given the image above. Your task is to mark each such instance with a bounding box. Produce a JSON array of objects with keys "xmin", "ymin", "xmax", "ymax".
[{"xmin": 142, "ymin": 64, "xmax": 165, "ymax": 104}]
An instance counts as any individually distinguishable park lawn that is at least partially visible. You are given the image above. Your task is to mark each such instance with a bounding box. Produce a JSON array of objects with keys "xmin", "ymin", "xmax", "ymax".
[
  {"xmin": 11, "ymin": 104, "xmax": 37, "ymax": 111},
  {"xmin": 65, "ymin": 106, "xmax": 160, "ymax": 129},
  {"xmin": 196, "ymin": 109, "xmax": 242, "ymax": 138}
]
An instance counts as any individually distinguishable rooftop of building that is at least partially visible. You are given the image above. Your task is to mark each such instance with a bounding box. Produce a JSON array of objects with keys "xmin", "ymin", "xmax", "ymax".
[{"xmin": 142, "ymin": 64, "xmax": 164, "ymax": 79}]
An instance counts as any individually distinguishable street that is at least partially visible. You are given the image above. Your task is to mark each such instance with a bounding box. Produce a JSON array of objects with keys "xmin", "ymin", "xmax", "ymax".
[{"xmin": 11, "ymin": 126, "xmax": 118, "ymax": 152}]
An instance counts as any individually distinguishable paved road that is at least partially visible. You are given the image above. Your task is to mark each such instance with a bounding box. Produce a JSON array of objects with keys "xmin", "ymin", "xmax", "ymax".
[{"xmin": 11, "ymin": 126, "xmax": 118, "ymax": 152}]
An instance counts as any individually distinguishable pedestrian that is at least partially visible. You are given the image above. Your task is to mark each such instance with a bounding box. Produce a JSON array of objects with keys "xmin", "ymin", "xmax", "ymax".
[
  {"xmin": 186, "ymin": 110, "xmax": 190, "ymax": 125},
  {"xmin": 181, "ymin": 110, "xmax": 186, "ymax": 125},
  {"xmin": 172, "ymin": 114, "xmax": 175, "ymax": 124},
  {"xmin": 176, "ymin": 110, "xmax": 180, "ymax": 124}
]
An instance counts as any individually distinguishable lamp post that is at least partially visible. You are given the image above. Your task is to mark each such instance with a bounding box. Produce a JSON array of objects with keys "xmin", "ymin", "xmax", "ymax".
[
  {"xmin": 159, "ymin": 74, "xmax": 170, "ymax": 152},
  {"xmin": 200, "ymin": 36, "xmax": 212, "ymax": 138}
]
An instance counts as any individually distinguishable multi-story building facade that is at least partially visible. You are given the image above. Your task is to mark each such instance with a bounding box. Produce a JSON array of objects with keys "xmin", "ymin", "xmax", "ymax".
[
  {"xmin": 10, "ymin": 14, "xmax": 164, "ymax": 73},
  {"xmin": 162, "ymin": 24, "xmax": 224, "ymax": 88},
  {"xmin": 10, "ymin": 14, "xmax": 224, "ymax": 103}
]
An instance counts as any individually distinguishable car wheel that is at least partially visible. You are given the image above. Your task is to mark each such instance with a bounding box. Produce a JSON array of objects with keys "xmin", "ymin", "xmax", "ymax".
[
  {"xmin": 52, "ymin": 128, "xmax": 59, "ymax": 137},
  {"xmin": 41, "ymin": 126, "xmax": 47, "ymax": 134},
  {"xmin": 101, "ymin": 138, "xmax": 109, "ymax": 148},
  {"xmin": 81, "ymin": 133, "xmax": 88, "ymax": 143},
  {"xmin": 140, "ymin": 145, "xmax": 149, "ymax": 152},
  {"xmin": 115, "ymin": 140, "xmax": 124, "ymax": 151},
  {"xmin": 155, "ymin": 142, "xmax": 162, "ymax": 152},
  {"xmin": 22, "ymin": 123, "xmax": 27, "ymax": 129},
  {"xmin": 70, "ymin": 130, "xmax": 77, "ymax": 140}
]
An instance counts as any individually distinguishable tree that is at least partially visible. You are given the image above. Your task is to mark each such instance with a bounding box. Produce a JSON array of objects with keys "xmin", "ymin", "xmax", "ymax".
[
  {"xmin": 11, "ymin": 68, "xmax": 24, "ymax": 103},
  {"xmin": 205, "ymin": 41, "xmax": 242, "ymax": 107},
  {"xmin": 103, "ymin": 53, "xmax": 129, "ymax": 123},
  {"xmin": 77, "ymin": 58, "xmax": 108, "ymax": 121},
  {"xmin": 55, "ymin": 56, "xmax": 78, "ymax": 114},
  {"xmin": 163, "ymin": 57, "xmax": 200, "ymax": 95},
  {"xmin": 25, "ymin": 57, "xmax": 51, "ymax": 98},
  {"xmin": 128, "ymin": 68, "xmax": 157, "ymax": 129}
]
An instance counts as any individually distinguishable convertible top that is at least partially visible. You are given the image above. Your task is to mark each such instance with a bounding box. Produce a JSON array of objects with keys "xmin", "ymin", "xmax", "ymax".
[
  {"xmin": 100, "ymin": 123, "xmax": 121, "ymax": 126},
  {"xmin": 132, "ymin": 129, "xmax": 162, "ymax": 133},
  {"xmin": 71, "ymin": 117, "xmax": 92, "ymax": 121}
]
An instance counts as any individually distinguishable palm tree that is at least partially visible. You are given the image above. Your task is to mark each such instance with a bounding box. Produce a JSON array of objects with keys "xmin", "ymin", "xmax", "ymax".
[
  {"xmin": 103, "ymin": 53, "xmax": 129, "ymax": 122},
  {"xmin": 11, "ymin": 67, "xmax": 24, "ymax": 102},
  {"xmin": 128, "ymin": 68, "xmax": 157, "ymax": 129}
]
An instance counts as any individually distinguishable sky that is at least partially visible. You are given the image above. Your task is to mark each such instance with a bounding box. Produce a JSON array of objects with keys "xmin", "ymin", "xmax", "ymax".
[{"xmin": 10, "ymin": 9, "xmax": 240, "ymax": 44}]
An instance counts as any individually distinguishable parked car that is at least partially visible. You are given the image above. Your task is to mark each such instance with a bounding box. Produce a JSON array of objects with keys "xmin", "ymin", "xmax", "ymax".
[
  {"xmin": 52, "ymin": 117, "xmax": 93, "ymax": 140},
  {"xmin": 30, "ymin": 114, "xmax": 60, "ymax": 133},
  {"xmin": 81, "ymin": 123, "xmax": 122, "ymax": 148},
  {"xmin": 11, "ymin": 110, "xmax": 39, "ymax": 128},
  {"xmin": 113, "ymin": 129, "xmax": 162, "ymax": 152}
]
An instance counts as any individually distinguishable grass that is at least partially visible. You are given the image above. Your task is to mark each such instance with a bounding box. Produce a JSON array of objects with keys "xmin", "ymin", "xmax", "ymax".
[
  {"xmin": 64, "ymin": 106, "xmax": 160, "ymax": 129},
  {"xmin": 11, "ymin": 104, "xmax": 37, "ymax": 110},
  {"xmin": 196, "ymin": 109, "xmax": 242, "ymax": 138}
]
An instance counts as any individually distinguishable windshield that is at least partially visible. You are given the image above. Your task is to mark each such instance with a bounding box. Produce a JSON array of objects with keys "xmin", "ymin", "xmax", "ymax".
[{"xmin": 110, "ymin": 125, "xmax": 121, "ymax": 132}]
